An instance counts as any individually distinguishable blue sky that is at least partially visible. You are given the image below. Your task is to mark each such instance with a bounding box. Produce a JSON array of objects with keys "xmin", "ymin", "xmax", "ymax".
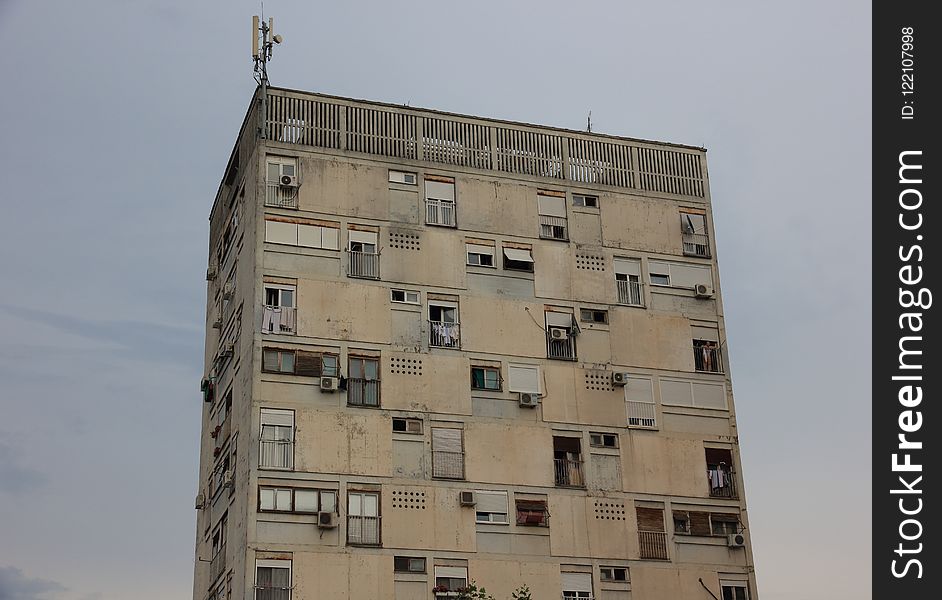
[{"xmin": 0, "ymin": 1, "xmax": 870, "ymax": 599}]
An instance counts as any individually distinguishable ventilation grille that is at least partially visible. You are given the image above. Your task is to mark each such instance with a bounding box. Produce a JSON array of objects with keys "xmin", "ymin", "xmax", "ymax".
[
  {"xmin": 576, "ymin": 254, "xmax": 606, "ymax": 271},
  {"xmin": 594, "ymin": 501, "xmax": 626, "ymax": 521},
  {"xmin": 390, "ymin": 357, "xmax": 423, "ymax": 376},
  {"xmin": 390, "ymin": 232, "xmax": 421, "ymax": 251},
  {"xmin": 391, "ymin": 489, "xmax": 427, "ymax": 510},
  {"xmin": 584, "ymin": 371, "xmax": 613, "ymax": 392}
]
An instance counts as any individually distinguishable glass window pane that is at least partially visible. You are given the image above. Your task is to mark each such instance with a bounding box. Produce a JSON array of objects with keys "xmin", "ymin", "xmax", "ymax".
[
  {"xmin": 260, "ymin": 488, "xmax": 275, "ymax": 510},
  {"xmin": 267, "ymin": 164, "xmax": 280, "ymax": 181},
  {"xmin": 363, "ymin": 494, "xmax": 378, "ymax": 516},
  {"xmin": 485, "ymin": 370, "xmax": 499, "ymax": 389},
  {"xmin": 281, "ymin": 352, "xmax": 295, "ymax": 373},
  {"xmin": 294, "ymin": 490, "xmax": 318, "ymax": 512},
  {"xmin": 282, "ymin": 163, "xmax": 295, "ymax": 176},
  {"xmin": 265, "ymin": 288, "xmax": 279, "ymax": 305},
  {"xmin": 364, "ymin": 359, "xmax": 378, "ymax": 379},
  {"xmin": 275, "ymin": 489, "xmax": 291, "ymax": 510},
  {"xmin": 263, "ymin": 350, "xmax": 279, "ymax": 371},
  {"xmin": 281, "ymin": 290, "xmax": 293, "ymax": 307},
  {"xmin": 323, "ymin": 356, "xmax": 338, "ymax": 376},
  {"xmin": 348, "ymin": 493, "xmax": 361, "ymax": 516},
  {"xmin": 321, "ymin": 491, "xmax": 336, "ymax": 513},
  {"xmin": 349, "ymin": 358, "xmax": 363, "ymax": 379},
  {"xmin": 471, "ymin": 368, "xmax": 484, "ymax": 388}
]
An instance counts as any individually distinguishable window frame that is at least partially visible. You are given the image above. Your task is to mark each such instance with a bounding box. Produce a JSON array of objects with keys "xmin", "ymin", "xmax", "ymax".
[
  {"xmin": 599, "ymin": 566, "xmax": 628, "ymax": 582},
  {"xmin": 393, "ymin": 556, "xmax": 427, "ymax": 573},
  {"xmin": 390, "ymin": 289, "xmax": 421, "ymax": 305},
  {"xmin": 466, "ymin": 243, "xmax": 496, "ymax": 267},
  {"xmin": 258, "ymin": 486, "xmax": 337, "ymax": 514},
  {"xmin": 474, "ymin": 490, "xmax": 510, "ymax": 525},
  {"xmin": 470, "ymin": 366, "xmax": 502, "ymax": 391},
  {"xmin": 515, "ymin": 499, "xmax": 549, "ymax": 527},
  {"xmin": 589, "ymin": 432, "xmax": 619, "ymax": 449},
  {"xmin": 579, "ymin": 308, "xmax": 609, "ymax": 324},
  {"xmin": 573, "ymin": 194, "xmax": 599, "ymax": 208},
  {"xmin": 502, "ymin": 247, "xmax": 535, "ymax": 273},
  {"xmin": 389, "ymin": 170, "xmax": 417, "ymax": 185},
  {"xmin": 255, "ymin": 559, "xmax": 292, "ymax": 600},
  {"xmin": 392, "ymin": 417, "xmax": 423, "ymax": 434},
  {"xmin": 710, "ymin": 515, "xmax": 741, "ymax": 536}
]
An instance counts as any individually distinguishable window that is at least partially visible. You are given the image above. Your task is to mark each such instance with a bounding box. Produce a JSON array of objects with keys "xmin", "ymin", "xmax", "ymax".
[
  {"xmin": 347, "ymin": 491, "xmax": 381, "ymax": 545},
  {"xmin": 589, "ymin": 433, "xmax": 618, "ymax": 448},
  {"xmin": 711, "ymin": 514, "xmax": 740, "ymax": 536},
  {"xmin": 647, "ymin": 260, "xmax": 713, "ymax": 290},
  {"xmin": 392, "ymin": 418, "xmax": 423, "ymax": 434},
  {"xmin": 265, "ymin": 157, "xmax": 298, "ymax": 208},
  {"xmin": 649, "ymin": 263, "xmax": 670, "ymax": 286},
  {"xmin": 391, "ymin": 289, "xmax": 420, "ymax": 304},
  {"xmin": 706, "ymin": 448, "xmax": 737, "ymax": 498},
  {"xmin": 538, "ymin": 191, "xmax": 568, "ymax": 240},
  {"xmin": 561, "ymin": 572, "xmax": 593, "ymax": 599},
  {"xmin": 626, "ymin": 375, "xmax": 657, "ymax": 428},
  {"xmin": 471, "ymin": 366, "xmax": 501, "ymax": 391},
  {"xmin": 259, "ymin": 409, "xmax": 294, "ymax": 470},
  {"xmin": 425, "ymin": 177, "xmax": 456, "ymax": 227},
  {"xmin": 502, "ymin": 246, "xmax": 534, "ymax": 272},
  {"xmin": 636, "ymin": 506, "xmax": 669, "ymax": 560},
  {"xmin": 614, "ymin": 258, "xmax": 643, "ymax": 306},
  {"xmin": 434, "ymin": 566, "xmax": 468, "ymax": 593},
  {"xmin": 553, "ymin": 436, "xmax": 584, "ymax": 487},
  {"xmin": 681, "ymin": 212, "xmax": 710, "ymax": 258},
  {"xmin": 262, "ymin": 284, "xmax": 296, "ymax": 334},
  {"xmin": 673, "ymin": 512, "xmax": 690, "ymax": 534},
  {"xmin": 347, "ymin": 230, "xmax": 380, "ymax": 279},
  {"xmin": 432, "ymin": 427, "xmax": 464, "ymax": 479},
  {"xmin": 599, "ymin": 567, "xmax": 628, "ymax": 582},
  {"xmin": 693, "ymin": 339, "xmax": 722, "ymax": 373},
  {"xmin": 348, "ymin": 356, "xmax": 380, "ymax": 407},
  {"xmin": 264, "ymin": 218, "xmax": 339, "ymax": 250},
  {"xmin": 262, "ymin": 348, "xmax": 325, "ymax": 377},
  {"xmin": 429, "ymin": 302, "xmax": 460, "ymax": 349},
  {"xmin": 255, "ymin": 559, "xmax": 291, "ymax": 600},
  {"xmin": 515, "ymin": 498, "xmax": 548, "ymax": 526},
  {"xmin": 259, "ymin": 487, "xmax": 336, "ymax": 514},
  {"xmin": 580, "ymin": 309, "xmax": 608, "ymax": 324},
  {"xmin": 389, "ymin": 170, "xmax": 417, "ymax": 185},
  {"xmin": 322, "ymin": 354, "xmax": 339, "ymax": 377},
  {"xmin": 721, "ymin": 582, "xmax": 749, "ymax": 600},
  {"xmin": 507, "ymin": 364, "xmax": 540, "ymax": 394},
  {"xmin": 394, "ymin": 556, "xmax": 426, "ymax": 573},
  {"xmin": 573, "ymin": 194, "xmax": 599, "ymax": 208},
  {"xmin": 545, "ymin": 310, "xmax": 577, "ymax": 361},
  {"xmin": 474, "ymin": 491, "xmax": 509, "ymax": 524},
  {"xmin": 210, "ymin": 515, "xmax": 227, "ymax": 581},
  {"xmin": 466, "ymin": 243, "xmax": 495, "ymax": 267}
]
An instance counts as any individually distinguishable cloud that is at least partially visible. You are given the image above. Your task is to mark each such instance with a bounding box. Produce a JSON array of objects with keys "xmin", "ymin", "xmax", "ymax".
[
  {"xmin": 0, "ymin": 566, "xmax": 65, "ymax": 600},
  {"xmin": 0, "ymin": 442, "xmax": 45, "ymax": 495}
]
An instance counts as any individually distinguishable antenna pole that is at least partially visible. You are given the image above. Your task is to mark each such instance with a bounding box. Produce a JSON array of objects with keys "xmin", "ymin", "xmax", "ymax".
[{"xmin": 253, "ymin": 13, "xmax": 281, "ymax": 139}]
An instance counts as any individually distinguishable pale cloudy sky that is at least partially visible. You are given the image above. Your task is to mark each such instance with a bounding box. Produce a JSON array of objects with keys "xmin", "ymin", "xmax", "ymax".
[{"xmin": 0, "ymin": 1, "xmax": 870, "ymax": 599}]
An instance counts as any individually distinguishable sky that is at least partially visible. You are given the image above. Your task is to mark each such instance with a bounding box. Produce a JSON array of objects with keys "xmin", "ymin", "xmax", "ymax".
[{"xmin": 0, "ymin": 1, "xmax": 871, "ymax": 599}]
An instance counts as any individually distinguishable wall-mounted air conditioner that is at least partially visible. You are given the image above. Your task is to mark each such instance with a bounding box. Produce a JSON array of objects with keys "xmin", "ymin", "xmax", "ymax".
[
  {"xmin": 280, "ymin": 174, "xmax": 298, "ymax": 187},
  {"xmin": 519, "ymin": 392, "xmax": 541, "ymax": 408},
  {"xmin": 694, "ymin": 284, "xmax": 714, "ymax": 299},
  {"xmin": 549, "ymin": 327, "xmax": 569, "ymax": 340},
  {"xmin": 459, "ymin": 490, "xmax": 476, "ymax": 506},
  {"xmin": 320, "ymin": 376, "xmax": 339, "ymax": 392},
  {"xmin": 612, "ymin": 372, "xmax": 630, "ymax": 386},
  {"xmin": 317, "ymin": 511, "xmax": 338, "ymax": 528},
  {"xmin": 728, "ymin": 533, "xmax": 746, "ymax": 548}
]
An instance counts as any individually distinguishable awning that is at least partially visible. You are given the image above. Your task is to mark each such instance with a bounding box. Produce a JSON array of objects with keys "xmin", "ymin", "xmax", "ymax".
[{"xmin": 502, "ymin": 247, "xmax": 533, "ymax": 263}]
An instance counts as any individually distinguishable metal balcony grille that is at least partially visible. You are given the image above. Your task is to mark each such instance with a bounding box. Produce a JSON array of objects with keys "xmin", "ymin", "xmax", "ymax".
[
  {"xmin": 627, "ymin": 401, "xmax": 657, "ymax": 428},
  {"xmin": 262, "ymin": 306, "xmax": 296, "ymax": 334},
  {"xmin": 638, "ymin": 531, "xmax": 669, "ymax": 560},
  {"xmin": 265, "ymin": 183, "xmax": 298, "ymax": 209},
  {"xmin": 546, "ymin": 334, "xmax": 577, "ymax": 361},
  {"xmin": 347, "ymin": 378, "xmax": 380, "ymax": 407},
  {"xmin": 347, "ymin": 250, "xmax": 380, "ymax": 279},
  {"xmin": 425, "ymin": 199, "xmax": 456, "ymax": 227},
  {"xmin": 539, "ymin": 215, "xmax": 569, "ymax": 240},
  {"xmin": 693, "ymin": 342, "xmax": 723, "ymax": 373},
  {"xmin": 432, "ymin": 450, "xmax": 465, "ymax": 479},
  {"xmin": 682, "ymin": 232, "xmax": 711, "ymax": 258},
  {"xmin": 259, "ymin": 440, "xmax": 293, "ymax": 469},
  {"xmin": 554, "ymin": 458, "xmax": 585, "ymax": 488},
  {"xmin": 708, "ymin": 466, "xmax": 737, "ymax": 498},
  {"xmin": 617, "ymin": 279, "xmax": 644, "ymax": 306},
  {"xmin": 347, "ymin": 515, "xmax": 381, "ymax": 545},
  {"xmin": 429, "ymin": 321, "xmax": 460, "ymax": 348}
]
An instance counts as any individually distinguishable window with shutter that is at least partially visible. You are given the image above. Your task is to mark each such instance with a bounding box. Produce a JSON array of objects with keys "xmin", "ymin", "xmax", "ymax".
[
  {"xmin": 294, "ymin": 351, "xmax": 321, "ymax": 377},
  {"xmin": 431, "ymin": 427, "xmax": 464, "ymax": 479},
  {"xmin": 474, "ymin": 491, "xmax": 509, "ymax": 523},
  {"xmin": 689, "ymin": 511, "xmax": 713, "ymax": 536},
  {"xmin": 515, "ymin": 499, "xmax": 549, "ymax": 526}
]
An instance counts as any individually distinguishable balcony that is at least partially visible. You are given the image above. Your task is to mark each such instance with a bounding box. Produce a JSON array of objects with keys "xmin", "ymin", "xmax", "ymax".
[
  {"xmin": 255, "ymin": 585, "xmax": 291, "ymax": 600},
  {"xmin": 347, "ymin": 515, "xmax": 381, "ymax": 545},
  {"xmin": 429, "ymin": 321, "xmax": 460, "ymax": 348},
  {"xmin": 347, "ymin": 378, "xmax": 380, "ymax": 407},
  {"xmin": 708, "ymin": 465, "xmax": 737, "ymax": 498},
  {"xmin": 259, "ymin": 440, "xmax": 294, "ymax": 470},
  {"xmin": 210, "ymin": 546, "xmax": 226, "ymax": 583},
  {"xmin": 347, "ymin": 250, "xmax": 380, "ymax": 279},
  {"xmin": 546, "ymin": 334, "xmax": 577, "ymax": 361},
  {"xmin": 265, "ymin": 183, "xmax": 298, "ymax": 209},
  {"xmin": 539, "ymin": 215, "xmax": 569, "ymax": 241},
  {"xmin": 553, "ymin": 458, "xmax": 585, "ymax": 488},
  {"xmin": 627, "ymin": 401, "xmax": 657, "ymax": 428},
  {"xmin": 261, "ymin": 306, "xmax": 296, "ymax": 335},
  {"xmin": 638, "ymin": 531, "xmax": 669, "ymax": 560},
  {"xmin": 682, "ymin": 232, "xmax": 711, "ymax": 258},
  {"xmin": 426, "ymin": 199, "xmax": 456, "ymax": 227},
  {"xmin": 693, "ymin": 342, "xmax": 723, "ymax": 373},
  {"xmin": 617, "ymin": 279, "xmax": 644, "ymax": 307},
  {"xmin": 432, "ymin": 450, "xmax": 465, "ymax": 479}
]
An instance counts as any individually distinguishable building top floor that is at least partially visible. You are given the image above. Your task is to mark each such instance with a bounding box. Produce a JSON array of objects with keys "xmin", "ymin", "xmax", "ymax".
[{"xmin": 210, "ymin": 87, "xmax": 710, "ymax": 221}]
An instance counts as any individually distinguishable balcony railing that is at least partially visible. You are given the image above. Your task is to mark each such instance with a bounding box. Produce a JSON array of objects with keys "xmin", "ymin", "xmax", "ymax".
[
  {"xmin": 554, "ymin": 458, "xmax": 585, "ymax": 488},
  {"xmin": 429, "ymin": 321, "xmax": 460, "ymax": 348},
  {"xmin": 347, "ymin": 515, "xmax": 381, "ymax": 545},
  {"xmin": 638, "ymin": 531, "xmax": 669, "ymax": 560},
  {"xmin": 210, "ymin": 547, "xmax": 226, "ymax": 583},
  {"xmin": 627, "ymin": 401, "xmax": 657, "ymax": 428},
  {"xmin": 259, "ymin": 440, "xmax": 294, "ymax": 470},
  {"xmin": 693, "ymin": 343, "xmax": 723, "ymax": 373},
  {"xmin": 708, "ymin": 466, "xmax": 738, "ymax": 498},
  {"xmin": 432, "ymin": 450, "xmax": 465, "ymax": 479},
  {"xmin": 255, "ymin": 585, "xmax": 291, "ymax": 600},
  {"xmin": 265, "ymin": 183, "xmax": 298, "ymax": 209},
  {"xmin": 347, "ymin": 250, "xmax": 380, "ymax": 279},
  {"xmin": 426, "ymin": 199, "xmax": 456, "ymax": 227},
  {"xmin": 262, "ymin": 306, "xmax": 296, "ymax": 335},
  {"xmin": 347, "ymin": 378, "xmax": 380, "ymax": 407},
  {"xmin": 682, "ymin": 232, "xmax": 711, "ymax": 258},
  {"xmin": 539, "ymin": 215, "xmax": 569, "ymax": 240},
  {"xmin": 617, "ymin": 279, "xmax": 644, "ymax": 307},
  {"xmin": 546, "ymin": 334, "xmax": 577, "ymax": 361}
]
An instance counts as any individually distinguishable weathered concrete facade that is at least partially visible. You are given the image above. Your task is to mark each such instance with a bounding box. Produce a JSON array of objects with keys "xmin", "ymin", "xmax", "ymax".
[{"xmin": 194, "ymin": 87, "xmax": 758, "ymax": 600}]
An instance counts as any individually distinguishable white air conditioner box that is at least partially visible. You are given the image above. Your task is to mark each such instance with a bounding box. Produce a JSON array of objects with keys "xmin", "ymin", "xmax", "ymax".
[
  {"xmin": 320, "ymin": 376, "xmax": 339, "ymax": 392},
  {"xmin": 728, "ymin": 533, "xmax": 746, "ymax": 548},
  {"xmin": 280, "ymin": 174, "xmax": 298, "ymax": 187},
  {"xmin": 519, "ymin": 392, "xmax": 541, "ymax": 408},
  {"xmin": 549, "ymin": 327, "xmax": 569, "ymax": 340},
  {"xmin": 612, "ymin": 372, "xmax": 630, "ymax": 386},
  {"xmin": 694, "ymin": 284, "xmax": 714, "ymax": 298}
]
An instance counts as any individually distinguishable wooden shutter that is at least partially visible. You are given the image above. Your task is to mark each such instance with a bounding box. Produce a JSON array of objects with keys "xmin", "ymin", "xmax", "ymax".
[
  {"xmin": 295, "ymin": 351, "xmax": 322, "ymax": 377},
  {"xmin": 636, "ymin": 507, "xmax": 664, "ymax": 532},
  {"xmin": 432, "ymin": 428, "xmax": 463, "ymax": 452},
  {"xmin": 475, "ymin": 491, "xmax": 508, "ymax": 514},
  {"xmin": 689, "ymin": 511, "xmax": 712, "ymax": 536},
  {"xmin": 560, "ymin": 572, "xmax": 592, "ymax": 593}
]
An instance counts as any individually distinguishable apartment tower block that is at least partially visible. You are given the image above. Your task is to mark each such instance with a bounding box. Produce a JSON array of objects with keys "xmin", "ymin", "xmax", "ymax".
[{"xmin": 194, "ymin": 86, "xmax": 758, "ymax": 600}]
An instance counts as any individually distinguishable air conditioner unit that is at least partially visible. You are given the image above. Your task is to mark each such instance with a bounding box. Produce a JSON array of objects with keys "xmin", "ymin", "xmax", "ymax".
[
  {"xmin": 206, "ymin": 265, "xmax": 218, "ymax": 281},
  {"xmin": 459, "ymin": 490, "xmax": 476, "ymax": 506},
  {"xmin": 222, "ymin": 470, "xmax": 234, "ymax": 488},
  {"xmin": 694, "ymin": 284, "xmax": 714, "ymax": 299},
  {"xmin": 222, "ymin": 282, "xmax": 234, "ymax": 300},
  {"xmin": 317, "ymin": 511, "xmax": 338, "ymax": 529},
  {"xmin": 549, "ymin": 327, "xmax": 569, "ymax": 341},
  {"xmin": 519, "ymin": 392, "xmax": 541, "ymax": 408},
  {"xmin": 280, "ymin": 174, "xmax": 298, "ymax": 187},
  {"xmin": 320, "ymin": 376, "xmax": 339, "ymax": 392},
  {"xmin": 728, "ymin": 533, "xmax": 746, "ymax": 548},
  {"xmin": 612, "ymin": 372, "xmax": 630, "ymax": 386},
  {"xmin": 195, "ymin": 493, "xmax": 206, "ymax": 510}
]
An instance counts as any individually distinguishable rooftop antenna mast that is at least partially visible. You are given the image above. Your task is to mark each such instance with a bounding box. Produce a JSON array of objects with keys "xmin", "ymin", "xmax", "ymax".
[
  {"xmin": 253, "ymin": 10, "xmax": 283, "ymax": 139},
  {"xmin": 586, "ymin": 110, "xmax": 593, "ymax": 133}
]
